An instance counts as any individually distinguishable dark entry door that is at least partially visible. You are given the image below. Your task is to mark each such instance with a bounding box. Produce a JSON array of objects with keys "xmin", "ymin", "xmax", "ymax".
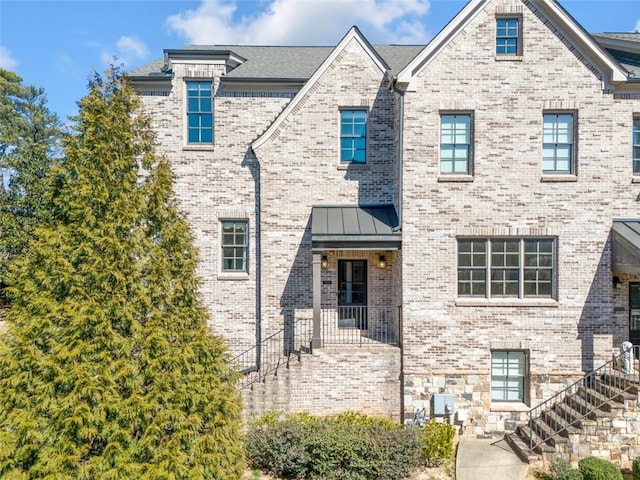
[
  {"xmin": 338, "ymin": 260, "xmax": 367, "ymax": 329},
  {"xmin": 630, "ymin": 283, "xmax": 640, "ymax": 347}
]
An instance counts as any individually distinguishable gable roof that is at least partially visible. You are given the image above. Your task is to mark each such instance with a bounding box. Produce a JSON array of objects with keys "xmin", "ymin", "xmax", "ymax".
[
  {"xmin": 251, "ymin": 26, "xmax": 393, "ymax": 151},
  {"xmin": 396, "ymin": 0, "xmax": 628, "ymax": 87},
  {"xmin": 128, "ymin": 44, "xmax": 424, "ymax": 84}
]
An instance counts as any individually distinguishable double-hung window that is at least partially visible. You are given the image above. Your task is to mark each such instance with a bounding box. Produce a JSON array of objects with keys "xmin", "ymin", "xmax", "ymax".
[
  {"xmin": 633, "ymin": 116, "xmax": 640, "ymax": 175},
  {"xmin": 221, "ymin": 220, "xmax": 248, "ymax": 272},
  {"xmin": 458, "ymin": 238, "xmax": 554, "ymax": 299},
  {"xmin": 496, "ymin": 18, "xmax": 520, "ymax": 56},
  {"xmin": 440, "ymin": 113, "xmax": 472, "ymax": 175},
  {"xmin": 491, "ymin": 350, "xmax": 528, "ymax": 403},
  {"xmin": 543, "ymin": 113, "xmax": 574, "ymax": 174},
  {"xmin": 340, "ymin": 110, "xmax": 367, "ymax": 164},
  {"xmin": 186, "ymin": 81, "xmax": 213, "ymax": 144}
]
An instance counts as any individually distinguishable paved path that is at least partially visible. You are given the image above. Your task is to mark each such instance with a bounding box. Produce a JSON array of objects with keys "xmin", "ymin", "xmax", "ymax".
[{"xmin": 456, "ymin": 438, "xmax": 529, "ymax": 480}]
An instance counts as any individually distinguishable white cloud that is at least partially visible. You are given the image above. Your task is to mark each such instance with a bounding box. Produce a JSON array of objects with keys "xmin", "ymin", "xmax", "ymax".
[
  {"xmin": 166, "ymin": 0, "xmax": 431, "ymax": 46},
  {"xmin": 0, "ymin": 46, "xmax": 18, "ymax": 70},
  {"xmin": 101, "ymin": 35, "xmax": 149, "ymax": 67}
]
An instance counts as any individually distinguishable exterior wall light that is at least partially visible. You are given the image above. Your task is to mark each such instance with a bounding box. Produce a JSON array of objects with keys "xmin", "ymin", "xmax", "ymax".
[
  {"xmin": 613, "ymin": 276, "xmax": 622, "ymax": 289},
  {"xmin": 378, "ymin": 255, "xmax": 386, "ymax": 269},
  {"xmin": 321, "ymin": 255, "xmax": 329, "ymax": 269}
]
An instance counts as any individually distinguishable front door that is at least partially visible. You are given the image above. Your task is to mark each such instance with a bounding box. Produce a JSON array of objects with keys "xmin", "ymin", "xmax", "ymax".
[
  {"xmin": 630, "ymin": 283, "xmax": 640, "ymax": 347},
  {"xmin": 338, "ymin": 260, "xmax": 367, "ymax": 329}
]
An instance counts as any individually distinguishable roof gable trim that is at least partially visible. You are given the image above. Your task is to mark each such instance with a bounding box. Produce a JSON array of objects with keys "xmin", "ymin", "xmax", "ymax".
[{"xmin": 252, "ymin": 26, "xmax": 389, "ymax": 151}]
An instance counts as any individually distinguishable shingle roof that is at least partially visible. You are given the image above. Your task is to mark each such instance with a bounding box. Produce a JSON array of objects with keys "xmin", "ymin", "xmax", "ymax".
[
  {"xmin": 593, "ymin": 33, "xmax": 640, "ymax": 78},
  {"xmin": 128, "ymin": 44, "xmax": 425, "ymax": 81}
]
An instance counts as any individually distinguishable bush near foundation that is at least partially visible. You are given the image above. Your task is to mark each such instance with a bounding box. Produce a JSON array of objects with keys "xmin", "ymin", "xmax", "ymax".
[
  {"xmin": 418, "ymin": 420, "xmax": 456, "ymax": 467},
  {"xmin": 550, "ymin": 457, "xmax": 583, "ymax": 480},
  {"xmin": 578, "ymin": 456, "xmax": 622, "ymax": 480},
  {"xmin": 633, "ymin": 457, "xmax": 640, "ymax": 480},
  {"xmin": 245, "ymin": 412, "xmax": 421, "ymax": 480}
]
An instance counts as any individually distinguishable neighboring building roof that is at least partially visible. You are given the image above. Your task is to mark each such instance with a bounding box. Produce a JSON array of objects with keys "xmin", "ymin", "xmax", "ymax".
[
  {"xmin": 612, "ymin": 220, "xmax": 640, "ymax": 275},
  {"xmin": 311, "ymin": 205, "xmax": 401, "ymax": 251},
  {"xmin": 593, "ymin": 33, "xmax": 640, "ymax": 79},
  {"xmin": 128, "ymin": 43, "xmax": 424, "ymax": 82}
]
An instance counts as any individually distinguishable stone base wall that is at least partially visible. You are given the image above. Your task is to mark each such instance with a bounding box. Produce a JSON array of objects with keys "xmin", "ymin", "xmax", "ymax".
[
  {"xmin": 548, "ymin": 399, "xmax": 640, "ymax": 471},
  {"xmin": 403, "ymin": 372, "xmax": 584, "ymax": 436},
  {"xmin": 242, "ymin": 345, "xmax": 401, "ymax": 421}
]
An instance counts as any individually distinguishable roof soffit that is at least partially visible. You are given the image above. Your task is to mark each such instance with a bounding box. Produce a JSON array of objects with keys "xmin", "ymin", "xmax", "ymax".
[
  {"xmin": 395, "ymin": 0, "xmax": 628, "ymax": 88},
  {"xmin": 251, "ymin": 26, "xmax": 389, "ymax": 152}
]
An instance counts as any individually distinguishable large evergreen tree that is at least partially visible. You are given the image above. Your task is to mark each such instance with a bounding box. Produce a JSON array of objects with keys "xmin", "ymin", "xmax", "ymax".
[
  {"xmin": 0, "ymin": 67, "xmax": 245, "ymax": 479},
  {"xmin": 0, "ymin": 69, "xmax": 60, "ymax": 297}
]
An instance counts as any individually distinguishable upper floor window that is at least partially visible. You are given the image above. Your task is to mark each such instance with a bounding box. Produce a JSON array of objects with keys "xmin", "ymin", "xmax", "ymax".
[
  {"xmin": 221, "ymin": 220, "xmax": 248, "ymax": 272},
  {"xmin": 186, "ymin": 81, "xmax": 213, "ymax": 144},
  {"xmin": 440, "ymin": 113, "xmax": 472, "ymax": 175},
  {"xmin": 496, "ymin": 18, "xmax": 520, "ymax": 55},
  {"xmin": 543, "ymin": 113, "xmax": 574, "ymax": 174},
  {"xmin": 633, "ymin": 116, "xmax": 640, "ymax": 175},
  {"xmin": 458, "ymin": 238, "xmax": 554, "ymax": 299},
  {"xmin": 340, "ymin": 109, "xmax": 367, "ymax": 164}
]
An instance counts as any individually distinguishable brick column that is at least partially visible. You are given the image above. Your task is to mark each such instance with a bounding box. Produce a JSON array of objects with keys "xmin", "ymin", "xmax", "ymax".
[{"xmin": 312, "ymin": 253, "xmax": 322, "ymax": 348}]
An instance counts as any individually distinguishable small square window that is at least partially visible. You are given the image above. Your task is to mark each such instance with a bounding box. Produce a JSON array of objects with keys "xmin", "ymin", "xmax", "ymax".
[
  {"xmin": 496, "ymin": 17, "xmax": 521, "ymax": 56},
  {"xmin": 221, "ymin": 220, "xmax": 248, "ymax": 272},
  {"xmin": 440, "ymin": 113, "xmax": 472, "ymax": 175},
  {"xmin": 340, "ymin": 110, "xmax": 367, "ymax": 164}
]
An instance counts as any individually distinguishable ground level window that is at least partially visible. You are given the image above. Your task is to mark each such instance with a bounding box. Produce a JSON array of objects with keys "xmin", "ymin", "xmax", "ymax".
[{"xmin": 491, "ymin": 350, "xmax": 527, "ymax": 402}]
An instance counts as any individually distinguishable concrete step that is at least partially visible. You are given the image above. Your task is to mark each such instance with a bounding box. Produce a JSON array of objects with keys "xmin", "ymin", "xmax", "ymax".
[
  {"xmin": 541, "ymin": 408, "xmax": 581, "ymax": 436},
  {"xmin": 555, "ymin": 400, "xmax": 594, "ymax": 426},
  {"xmin": 516, "ymin": 425, "xmax": 556, "ymax": 454},
  {"xmin": 504, "ymin": 432, "xmax": 540, "ymax": 464},
  {"xmin": 530, "ymin": 417, "xmax": 569, "ymax": 447}
]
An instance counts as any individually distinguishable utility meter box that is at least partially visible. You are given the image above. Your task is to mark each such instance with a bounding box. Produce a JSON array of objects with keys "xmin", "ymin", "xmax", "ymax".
[{"xmin": 432, "ymin": 394, "xmax": 454, "ymax": 416}]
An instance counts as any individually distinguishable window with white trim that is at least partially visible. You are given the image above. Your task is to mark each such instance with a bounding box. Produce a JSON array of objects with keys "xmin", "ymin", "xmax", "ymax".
[
  {"xmin": 221, "ymin": 220, "xmax": 247, "ymax": 272},
  {"xmin": 440, "ymin": 113, "xmax": 472, "ymax": 175},
  {"xmin": 543, "ymin": 113, "xmax": 575, "ymax": 174},
  {"xmin": 491, "ymin": 350, "xmax": 528, "ymax": 403},
  {"xmin": 457, "ymin": 238, "xmax": 554, "ymax": 298}
]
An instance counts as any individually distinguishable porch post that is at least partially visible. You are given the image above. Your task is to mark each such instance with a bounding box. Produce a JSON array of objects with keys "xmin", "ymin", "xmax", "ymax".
[{"xmin": 312, "ymin": 252, "xmax": 322, "ymax": 349}]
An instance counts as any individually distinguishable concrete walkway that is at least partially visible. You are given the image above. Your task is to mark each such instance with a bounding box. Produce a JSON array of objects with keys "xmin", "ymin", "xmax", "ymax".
[{"xmin": 456, "ymin": 438, "xmax": 529, "ymax": 480}]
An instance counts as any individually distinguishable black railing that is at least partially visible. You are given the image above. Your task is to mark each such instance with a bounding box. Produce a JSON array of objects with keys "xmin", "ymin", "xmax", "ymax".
[
  {"xmin": 230, "ymin": 317, "xmax": 313, "ymax": 389},
  {"xmin": 527, "ymin": 345, "xmax": 640, "ymax": 452},
  {"xmin": 321, "ymin": 306, "xmax": 400, "ymax": 346}
]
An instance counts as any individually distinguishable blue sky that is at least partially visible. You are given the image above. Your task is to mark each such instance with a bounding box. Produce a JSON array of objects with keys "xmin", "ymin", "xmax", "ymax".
[{"xmin": 1, "ymin": 0, "xmax": 639, "ymax": 122}]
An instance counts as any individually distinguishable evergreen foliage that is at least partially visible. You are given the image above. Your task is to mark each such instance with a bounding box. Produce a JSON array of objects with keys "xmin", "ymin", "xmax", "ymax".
[
  {"xmin": 246, "ymin": 411, "xmax": 421, "ymax": 480},
  {"xmin": 0, "ymin": 68, "xmax": 60, "ymax": 299},
  {"xmin": 0, "ymin": 67, "xmax": 245, "ymax": 479}
]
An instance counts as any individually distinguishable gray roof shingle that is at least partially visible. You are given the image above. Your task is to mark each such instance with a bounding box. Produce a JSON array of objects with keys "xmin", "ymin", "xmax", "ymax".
[{"xmin": 128, "ymin": 44, "xmax": 425, "ymax": 81}]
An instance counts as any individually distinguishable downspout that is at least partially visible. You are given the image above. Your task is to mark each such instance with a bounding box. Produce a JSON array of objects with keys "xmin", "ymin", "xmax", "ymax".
[
  {"xmin": 252, "ymin": 149, "xmax": 262, "ymax": 372},
  {"xmin": 392, "ymin": 80, "xmax": 405, "ymax": 423}
]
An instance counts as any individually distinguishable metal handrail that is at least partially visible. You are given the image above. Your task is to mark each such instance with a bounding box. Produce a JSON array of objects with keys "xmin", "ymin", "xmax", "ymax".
[
  {"xmin": 527, "ymin": 345, "xmax": 639, "ymax": 452},
  {"xmin": 230, "ymin": 317, "xmax": 313, "ymax": 389}
]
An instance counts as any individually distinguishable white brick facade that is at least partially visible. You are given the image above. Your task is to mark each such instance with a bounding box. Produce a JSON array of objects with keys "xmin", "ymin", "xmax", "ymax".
[{"xmin": 133, "ymin": 0, "xmax": 640, "ymax": 434}]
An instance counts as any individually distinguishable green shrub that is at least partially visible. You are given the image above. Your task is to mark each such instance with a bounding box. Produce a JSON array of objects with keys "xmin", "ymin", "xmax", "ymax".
[
  {"xmin": 245, "ymin": 411, "xmax": 421, "ymax": 480},
  {"xmin": 633, "ymin": 457, "xmax": 640, "ymax": 480},
  {"xmin": 550, "ymin": 457, "xmax": 583, "ymax": 480},
  {"xmin": 578, "ymin": 456, "xmax": 622, "ymax": 480},
  {"xmin": 418, "ymin": 420, "xmax": 456, "ymax": 467}
]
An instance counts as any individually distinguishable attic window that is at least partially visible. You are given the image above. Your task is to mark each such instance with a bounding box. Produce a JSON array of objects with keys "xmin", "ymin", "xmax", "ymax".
[{"xmin": 496, "ymin": 17, "xmax": 522, "ymax": 57}]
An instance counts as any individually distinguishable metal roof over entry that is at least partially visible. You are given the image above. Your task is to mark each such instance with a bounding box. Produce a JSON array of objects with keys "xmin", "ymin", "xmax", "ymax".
[{"xmin": 311, "ymin": 205, "xmax": 401, "ymax": 251}]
